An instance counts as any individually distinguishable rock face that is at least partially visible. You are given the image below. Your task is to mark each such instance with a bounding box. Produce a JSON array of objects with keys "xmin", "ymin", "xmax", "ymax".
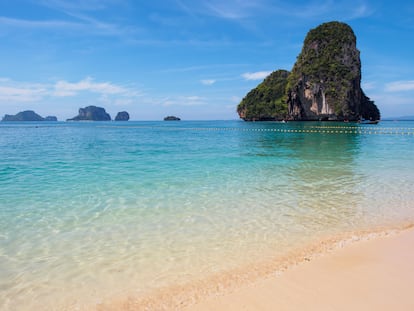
[
  {"xmin": 67, "ymin": 106, "xmax": 111, "ymax": 121},
  {"xmin": 164, "ymin": 116, "xmax": 181, "ymax": 121},
  {"xmin": 237, "ymin": 70, "xmax": 289, "ymax": 121},
  {"xmin": 237, "ymin": 21, "xmax": 380, "ymax": 121},
  {"xmin": 115, "ymin": 111, "xmax": 130, "ymax": 121},
  {"xmin": 287, "ymin": 21, "xmax": 379, "ymax": 121},
  {"xmin": 2, "ymin": 110, "xmax": 57, "ymax": 121}
]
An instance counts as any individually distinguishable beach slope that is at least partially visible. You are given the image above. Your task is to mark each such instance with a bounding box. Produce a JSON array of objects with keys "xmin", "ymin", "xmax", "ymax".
[{"xmin": 185, "ymin": 228, "xmax": 414, "ymax": 311}]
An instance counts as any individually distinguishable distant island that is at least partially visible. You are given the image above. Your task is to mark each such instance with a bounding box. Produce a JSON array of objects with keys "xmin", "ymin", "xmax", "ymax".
[
  {"xmin": 237, "ymin": 21, "xmax": 380, "ymax": 122},
  {"xmin": 1, "ymin": 110, "xmax": 57, "ymax": 122},
  {"xmin": 67, "ymin": 106, "xmax": 111, "ymax": 121},
  {"xmin": 164, "ymin": 116, "xmax": 181, "ymax": 121},
  {"xmin": 2, "ymin": 107, "xmax": 132, "ymax": 122},
  {"xmin": 115, "ymin": 111, "xmax": 130, "ymax": 121}
]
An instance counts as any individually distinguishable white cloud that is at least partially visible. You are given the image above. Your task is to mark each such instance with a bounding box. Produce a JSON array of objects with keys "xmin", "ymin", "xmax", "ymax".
[
  {"xmin": 187, "ymin": 96, "xmax": 204, "ymax": 101},
  {"xmin": 241, "ymin": 71, "xmax": 271, "ymax": 80},
  {"xmin": 0, "ymin": 10, "xmax": 139, "ymax": 38},
  {"xmin": 38, "ymin": 0, "xmax": 111, "ymax": 11},
  {"xmin": 161, "ymin": 96, "xmax": 207, "ymax": 107},
  {"xmin": 0, "ymin": 16, "xmax": 83, "ymax": 29},
  {"xmin": 53, "ymin": 77, "xmax": 128, "ymax": 97},
  {"xmin": 177, "ymin": 0, "xmax": 263, "ymax": 20},
  {"xmin": 113, "ymin": 98, "xmax": 136, "ymax": 106},
  {"xmin": 0, "ymin": 82, "xmax": 49, "ymax": 102},
  {"xmin": 204, "ymin": 1, "xmax": 254, "ymax": 19},
  {"xmin": 385, "ymin": 80, "xmax": 414, "ymax": 92},
  {"xmin": 176, "ymin": 1, "xmax": 374, "ymax": 22},
  {"xmin": 230, "ymin": 96, "xmax": 240, "ymax": 103},
  {"xmin": 350, "ymin": 4, "xmax": 373, "ymax": 19},
  {"xmin": 362, "ymin": 81, "xmax": 376, "ymax": 90},
  {"xmin": 201, "ymin": 79, "xmax": 216, "ymax": 85},
  {"xmin": 0, "ymin": 77, "xmax": 141, "ymax": 105}
]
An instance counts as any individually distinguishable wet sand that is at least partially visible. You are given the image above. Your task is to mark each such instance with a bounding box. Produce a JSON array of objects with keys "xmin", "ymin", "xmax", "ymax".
[{"xmin": 184, "ymin": 227, "xmax": 414, "ymax": 311}]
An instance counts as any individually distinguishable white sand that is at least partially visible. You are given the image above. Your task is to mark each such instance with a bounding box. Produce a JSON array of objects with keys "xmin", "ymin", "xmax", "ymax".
[{"xmin": 184, "ymin": 228, "xmax": 414, "ymax": 311}]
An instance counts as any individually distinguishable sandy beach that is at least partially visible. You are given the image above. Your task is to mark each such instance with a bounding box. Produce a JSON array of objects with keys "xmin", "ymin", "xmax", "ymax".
[{"xmin": 184, "ymin": 227, "xmax": 414, "ymax": 311}]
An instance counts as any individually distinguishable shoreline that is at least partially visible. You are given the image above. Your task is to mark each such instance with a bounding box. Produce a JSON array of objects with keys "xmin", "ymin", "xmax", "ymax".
[
  {"xmin": 183, "ymin": 224, "xmax": 414, "ymax": 311},
  {"xmin": 96, "ymin": 222, "xmax": 414, "ymax": 310}
]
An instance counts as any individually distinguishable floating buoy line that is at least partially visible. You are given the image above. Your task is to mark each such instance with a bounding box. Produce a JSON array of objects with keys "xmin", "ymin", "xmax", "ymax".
[{"xmin": 100, "ymin": 125, "xmax": 414, "ymax": 136}]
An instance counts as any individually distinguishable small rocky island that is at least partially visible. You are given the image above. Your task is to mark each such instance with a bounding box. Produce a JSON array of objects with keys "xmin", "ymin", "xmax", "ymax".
[
  {"xmin": 115, "ymin": 111, "xmax": 130, "ymax": 121},
  {"xmin": 164, "ymin": 116, "xmax": 181, "ymax": 121},
  {"xmin": 2, "ymin": 110, "xmax": 57, "ymax": 122},
  {"xmin": 67, "ymin": 106, "xmax": 111, "ymax": 121},
  {"xmin": 237, "ymin": 21, "xmax": 380, "ymax": 121}
]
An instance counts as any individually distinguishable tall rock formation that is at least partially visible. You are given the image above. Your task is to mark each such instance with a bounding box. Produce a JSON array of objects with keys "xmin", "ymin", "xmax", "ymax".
[
  {"xmin": 287, "ymin": 21, "xmax": 379, "ymax": 121},
  {"xmin": 237, "ymin": 21, "xmax": 380, "ymax": 121}
]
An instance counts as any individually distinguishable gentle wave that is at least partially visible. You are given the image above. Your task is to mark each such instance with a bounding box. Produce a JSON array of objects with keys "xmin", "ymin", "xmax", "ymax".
[{"xmin": 1, "ymin": 121, "xmax": 413, "ymax": 310}]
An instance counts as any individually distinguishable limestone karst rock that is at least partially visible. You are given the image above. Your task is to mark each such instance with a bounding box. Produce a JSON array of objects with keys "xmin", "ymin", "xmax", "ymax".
[
  {"xmin": 237, "ymin": 21, "xmax": 380, "ymax": 121},
  {"xmin": 115, "ymin": 111, "xmax": 130, "ymax": 121},
  {"xmin": 2, "ymin": 110, "xmax": 57, "ymax": 121},
  {"xmin": 286, "ymin": 21, "xmax": 379, "ymax": 121},
  {"xmin": 237, "ymin": 70, "xmax": 289, "ymax": 121},
  {"xmin": 67, "ymin": 106, "xmax": 111, "ymax": 121}
]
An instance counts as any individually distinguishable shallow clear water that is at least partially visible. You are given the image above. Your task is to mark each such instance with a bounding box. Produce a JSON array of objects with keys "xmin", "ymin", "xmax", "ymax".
[{"xmin": 1, "ymin": 120, "xmax": 414, "ymax": 310}]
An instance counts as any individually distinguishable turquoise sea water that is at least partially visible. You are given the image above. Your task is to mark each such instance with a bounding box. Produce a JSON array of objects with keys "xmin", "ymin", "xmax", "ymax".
[{"xmin": 1, "ymin": 120, "xmax": 414, "ymax": 310}]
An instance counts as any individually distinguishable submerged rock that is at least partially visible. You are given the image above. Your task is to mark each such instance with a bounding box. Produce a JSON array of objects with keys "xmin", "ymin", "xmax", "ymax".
[{"xmin": 67, "ymin": 106, "xmax": 111, "ymax": 121}]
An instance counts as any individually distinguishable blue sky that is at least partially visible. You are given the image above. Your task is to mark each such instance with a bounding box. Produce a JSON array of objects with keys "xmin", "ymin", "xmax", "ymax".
[{"xmin": 0, "ymin": 0, "xmax": 413, "ymax": 120}]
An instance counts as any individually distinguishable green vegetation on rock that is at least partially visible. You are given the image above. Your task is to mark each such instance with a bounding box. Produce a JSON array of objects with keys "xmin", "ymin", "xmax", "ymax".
[
  {"xmin": 287, "ymin": 21, "xmax": 362, "ymax": 119},
  {"xmin": 237, "ymin": 21, "xmax": 380, "ymax": 122},
  {"xmin": 237, "ymin": 70, "xmax": 289, "ymax": 121}
]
